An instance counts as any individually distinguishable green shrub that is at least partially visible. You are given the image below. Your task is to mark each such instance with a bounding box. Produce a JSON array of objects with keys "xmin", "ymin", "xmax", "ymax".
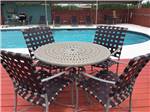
[
  {"xmin": 142, "ymin": 1, "xmax": 150, "ymax": 8},
  {"xmin": 99, "ymin": 4, "xmax": 127, "ymax": 9},
  {"xmin": 92, "ymin": 3, "xmax": 137, "ymax": 9},
  {"xmin": 54, "ymin": 5, "xmax": 80, "ymax": 10}
]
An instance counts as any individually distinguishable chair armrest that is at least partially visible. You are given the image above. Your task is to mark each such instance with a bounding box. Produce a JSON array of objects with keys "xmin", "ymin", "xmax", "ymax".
[
  {"xmin": 32, "ymin": 59, "xmax": 40, "ymax": 66},
  {"xmin": 113, "ymin": 60, "xmax": 128, "ymax": 65},
  {"xmin": 110, "ymin": 47, "xmax": 121, "ymax": 56},
  {"xmin": 41, "ymin": 67, "xmax": 72, "ymax": 82},
  {"xmin": 81, "ymin": 72, "xmax": 115, "ymax": 85},
  {"xmin": 41, "ymin": 71, "xmax": 66, "ymax": 82}
]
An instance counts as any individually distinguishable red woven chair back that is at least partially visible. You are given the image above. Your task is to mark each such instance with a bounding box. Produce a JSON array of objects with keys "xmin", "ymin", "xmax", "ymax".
[
  {"xmin": 22, "ymin": 26, "xmax": 54, "ymax": 58},
  {"xmin": 1, "ymin": 50, "xmax": 46, "ymax": 94},
  {"xmin": 94, "ymin": 26, "xmax": 127, "ymax": 58},
  {"xmin": 110, "ymin": 53, "xmax": 150, "ymax": 105}
]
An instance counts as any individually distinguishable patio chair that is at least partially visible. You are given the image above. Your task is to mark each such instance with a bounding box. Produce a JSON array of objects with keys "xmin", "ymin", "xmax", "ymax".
[
  {"xmin": 85, "ymin": 16, "xmax": 92, "ymax": 25},
  {"xmin": 104, "ymin": 15, "xmax": 113, "ymax": 24},
  {"xmin": 39, "ymin": 16, "xmax": 46, "ymax": 24},
  {"xmin": 18, "ymin": 12, "xmax": 27, "ymax": 25},
  {"xmin": 55, "ymin": 16, "xmax": 61, "ymax": 25},
  {"xmin": 22, "ymin": 26, "xmax": 58, "ymax": 71},
  {"xmin": 22, "ymin": 27, "xmax": 73, "ymax": 101},
  {"xmin": 22, "ymin": 26, "xmax": 54, "ymax": 59},
  {"xmin": 28, "ymin": 16, "xmax": 32, "ymax": 24},
  {"xmin": 92, "ymin": 25, "xmax": 128, "ymax": 73},
  {"xmin": 0, "ymin": 50, "xmax": 71, "ymax": 112},
  {"xmin": 79, "ymin": 53, "xmax": 150, "ymax": 112},
  {"xmin": 71, "ymin": 16, "xmax": 78, "ymax": 26}
]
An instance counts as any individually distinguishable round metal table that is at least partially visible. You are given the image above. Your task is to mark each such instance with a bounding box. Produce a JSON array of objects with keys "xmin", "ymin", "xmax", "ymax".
[
  {"xmin": 34, "ymin": 42, "xmax": 111, "ymax": 112},
  {"xmin": 34, "ymin": 42, "xmax": 111, "ymax": 67}
]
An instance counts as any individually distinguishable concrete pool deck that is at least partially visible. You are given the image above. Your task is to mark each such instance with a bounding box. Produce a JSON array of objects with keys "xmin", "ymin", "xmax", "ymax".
[{"xmin": 1, "ymin": 24, "xmax": 150, "ymax": 59}]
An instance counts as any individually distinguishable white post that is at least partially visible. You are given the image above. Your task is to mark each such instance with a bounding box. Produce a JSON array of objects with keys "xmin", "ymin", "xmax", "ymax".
[
  {"xmin": 138, "ymin": 0, "xmax": 142, "ymax": 8},
  {"xmin": 95, "ymin": 0, "xmax": 98, "ymax": 25},
  {"xmin": 45, "ymin": 0, "xmax": 49, "ymax": 26}
]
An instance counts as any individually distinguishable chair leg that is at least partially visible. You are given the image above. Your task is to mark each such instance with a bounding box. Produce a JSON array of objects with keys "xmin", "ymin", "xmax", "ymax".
[
  {"xmin": 129, "ymin": 93, "xmax": 132, "ymax": 112},
  {"xmin": 85, "ymin": 92, "xmax": 92, "ymax": 104},
  {"xmin": 71, "ymin": 83, "xmax": 75, "ymax": 105},
  {"xmin": 116, "ymin": 58, "xmax": 121, "ymax": 74},
  {"xmin": 45, "ymin": 94, "xmax": 49, "ymax": 112},
  {"xmin": 116, "ymin": 63, "xmax": 119, "ymax": 74},
  {"xmin": 75, "ymin": 79, "xmax": 79, "ymax": 111},
  {"xmin": 104, "ymin": 99, "xmax": 110, "ymax": 112},
  {"xmin": 14, "ymin": 91, "xmax": 17, "ymax": 112},
  {"xmin": 91, "ymin": 66, "xmax": 94, "ymax": 71}
]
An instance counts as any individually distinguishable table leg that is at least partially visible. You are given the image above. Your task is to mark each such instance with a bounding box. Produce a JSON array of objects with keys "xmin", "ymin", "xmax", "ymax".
[
  {"xmin": 75, "ymin": 79, "xmax": 79, "ymax": 112},
  {"xmin": 71, "ymin": 82, "xmax": 75, "ymax": 105}
]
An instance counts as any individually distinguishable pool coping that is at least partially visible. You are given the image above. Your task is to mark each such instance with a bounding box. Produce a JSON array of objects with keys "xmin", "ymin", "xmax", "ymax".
[{"xmin": 1, "ymin": 24, "xmax": 150, "ymax": 59}]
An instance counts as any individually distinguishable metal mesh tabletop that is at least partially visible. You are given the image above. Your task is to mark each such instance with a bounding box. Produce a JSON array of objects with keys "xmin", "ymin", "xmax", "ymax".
[{"xmin": 34, "ymin": 42, "xmax": 111, "ymax": 67}]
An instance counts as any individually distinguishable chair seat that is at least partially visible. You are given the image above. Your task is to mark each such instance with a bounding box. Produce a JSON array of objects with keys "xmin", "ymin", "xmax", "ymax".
[
  {"xmin": 79, "ymin": 53, "xmax": 150, "ymax": 111},
  {"xmin": 16, "ymin": 73, "xmax": 71, "ymax": 107},
  {"xmin": 44, "ymin": 76, "xmax": 71, "ymax": 106},
  {"xmin": 79, "ymin": 70, "xmax": 119, "ymax": 107},
  {"xmin": 1, "ymin": 50, "xmax": 72, "ymax": 112},
  {"xmin": 93, "ymin": 58, "xmax": 118, "ymax": 68}
]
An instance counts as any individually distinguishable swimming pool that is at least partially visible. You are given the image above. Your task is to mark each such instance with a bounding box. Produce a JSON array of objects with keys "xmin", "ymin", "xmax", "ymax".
[{"xmin": 1, "ymin": 29, "xmax": 150, "ymax": 48}]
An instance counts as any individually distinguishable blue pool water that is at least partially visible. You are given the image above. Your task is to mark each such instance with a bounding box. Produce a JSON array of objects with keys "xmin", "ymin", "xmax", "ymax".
[{"xmin": 1, "ymin": 29, "xmax": 150, "ymax": 48}]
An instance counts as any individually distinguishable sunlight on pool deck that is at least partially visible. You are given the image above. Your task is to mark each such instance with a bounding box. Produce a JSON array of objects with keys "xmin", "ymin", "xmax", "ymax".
[{"xmin": 1, "ymin": 24, "xmax": 150, "ymax": 59}]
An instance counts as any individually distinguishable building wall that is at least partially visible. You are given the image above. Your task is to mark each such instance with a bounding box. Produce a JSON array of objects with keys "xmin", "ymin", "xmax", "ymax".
[
  {"xmin": 1, "ymin": 2, "xmax": 52, "ymax": 25},
  {"xmin": 1, "ymin": 2, "xmax": 150, "ymax": 27}
]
